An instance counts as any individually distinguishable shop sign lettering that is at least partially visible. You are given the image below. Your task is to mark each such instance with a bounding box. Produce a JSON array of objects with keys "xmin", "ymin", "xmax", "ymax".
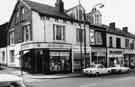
[{"xmin": 109, "ymin": 51, "xmax": 122, "ymax": 54}]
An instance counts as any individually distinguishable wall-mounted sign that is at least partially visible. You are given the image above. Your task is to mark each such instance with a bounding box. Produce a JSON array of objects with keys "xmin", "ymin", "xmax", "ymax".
[{"xmin": 109, "ymin": 51, "xmax": 122, "ymax": 54}]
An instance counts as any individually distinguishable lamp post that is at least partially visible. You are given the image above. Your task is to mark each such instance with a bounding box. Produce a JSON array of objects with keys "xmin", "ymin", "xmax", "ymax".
[
  {"xmin": 93, "ymin": 3, "xmax": 104, "ymax": 9},
  {"xmin": 92, "ymin": 3, "xmax": 105, "ymax": 66}
]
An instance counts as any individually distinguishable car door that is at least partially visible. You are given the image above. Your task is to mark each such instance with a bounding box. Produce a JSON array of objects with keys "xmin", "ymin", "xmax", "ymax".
[
  {"xmin": 98, "ymin": 65, "xmax": 107, "ymax": 74},
  {"xmin": 97, "ymin": 65, "xmax": 103, "ymax": 74}
]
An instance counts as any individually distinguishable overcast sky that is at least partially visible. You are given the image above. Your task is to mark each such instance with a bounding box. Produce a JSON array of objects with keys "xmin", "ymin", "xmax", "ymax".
[{"xmin": 0, "ymin": 0, "xmax": 135, "ymax": 33}]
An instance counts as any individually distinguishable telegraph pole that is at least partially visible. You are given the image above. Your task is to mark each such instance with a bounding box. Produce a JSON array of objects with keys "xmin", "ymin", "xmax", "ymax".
[
  {"xmin": 83, "ymin": 12, "xmax": 87, "ymax": 68},
  {"xmin": 78, "ymin": 0, "xmax": 83, "ymax": 70}
]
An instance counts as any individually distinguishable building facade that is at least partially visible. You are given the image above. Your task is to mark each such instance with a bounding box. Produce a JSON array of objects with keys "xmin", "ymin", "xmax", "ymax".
[
  {"xmin": 0, "ymin": 23, "xmax": 8, "ymax": 67},
  {"xmin": 6, "ymin": 0, "xmax": 91, "ymax": 74},
  {"xmin": 89, "ymin": 25, "xmax": 106, "ymax": 66},
  {"xmin": 0, "ymin": 0, "xmax": 135, "ymax": 74},
  {"xmin": 106, "ymin": 23, "xmax": 135, "ymax": 67}
]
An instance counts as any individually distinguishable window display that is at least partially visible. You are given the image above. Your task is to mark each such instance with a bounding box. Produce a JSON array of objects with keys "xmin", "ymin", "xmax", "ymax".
[{"xmin": 49, "ymin": 51, "xmax": 71, "ymax": 73}]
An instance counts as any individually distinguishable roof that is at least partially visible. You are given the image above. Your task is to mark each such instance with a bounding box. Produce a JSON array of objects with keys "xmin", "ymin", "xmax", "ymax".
[
  {"xmin": 0, "ymin": 22, "xmax": 9, "ymax": 30},
  {"xmin": 102, "ymin": 24, "xmax": 135, "ymax": 39},
  {"xmin": 23, "ymin": 0, "xmax": 71, "ymax": 20},
  {"xmin": 23, "ymin": 0, "xmax": 89, "ymax": 24},
  {"xmin": 66, "ymin": 4, "xmax": 83, "ymax": 12}
]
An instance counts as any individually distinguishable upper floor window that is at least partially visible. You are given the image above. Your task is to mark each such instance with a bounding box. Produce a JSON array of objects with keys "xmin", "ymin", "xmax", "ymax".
[
  {"xmin": 10, "ymin": 50, "xmax": 15, "ymax": 63},
  {"xmin": 90, "ymin": 30, "xmax": 95, "ymax": 44},
  {"xmin": 9, "ymin": 31, "xmax": 14, "ymax": 45},
  {"xmin": 116, "ymin": 38, "xmax": 121, "ymax": 48},
  {"xmin": 109, "ymin": 36, "xmax": 113, "ymax": 47},
  {"xmin": 2, "ymin": 51, "xmax": 5, "ymax": 62},
  {"xmin": 76, "ymin": 28, "xmax": 84, "ymax": 42},
  {"xmin": 53, "ymin": 24, "xmax": 65, "ymax": 41},
  {"xmin": 125, "ymin": 39, "xmax": 129, "ymax": 48},
  {"xmin": 21, "ymin": 7, "xmax": 25, "ymax": 14},
  {"xmin": 130, "ymin": 40, "xmax": 134, "ymax": 49},
  {"xmin": 20, "ymin": 7, "xmax": 25, "ymax": 21},
  {"xmin": 23, "ymin": 24, "xmax": 31, "ymax": 41},
  {"xmin": 95, "ymin": 31, "xmax": 102, "ymax": 45}
]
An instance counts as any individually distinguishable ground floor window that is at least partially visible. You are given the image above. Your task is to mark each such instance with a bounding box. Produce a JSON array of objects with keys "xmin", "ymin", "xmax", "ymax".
[
  {"xmin": 109, "ymin": 57, "xmax": 124, "ymax": 67},
  {"xmin": 49, "ymin": 51, "xmax": 71, "ymax": 73},
  {"xmin": 91, "ymin": 52, "xmax": 106, "ymax": 66},
  {"xmin": 124, "ymin": 54, "xmax": 135, "ymax": 67}
]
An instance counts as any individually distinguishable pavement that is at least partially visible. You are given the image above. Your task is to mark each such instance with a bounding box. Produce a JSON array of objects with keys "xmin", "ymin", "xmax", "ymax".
[
  {"xmin": 0, "ymin": 68, "xmax": 82, "ymax": 79},
  {"xmin": 0, "ymin": 67, "xmax": 135, "ymax": 80}
]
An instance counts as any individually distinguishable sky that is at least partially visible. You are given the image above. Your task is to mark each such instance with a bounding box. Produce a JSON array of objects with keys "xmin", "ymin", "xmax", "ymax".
[{"xmin": 0, "ymin": 0, "xmax": 135, "ymax": 33}]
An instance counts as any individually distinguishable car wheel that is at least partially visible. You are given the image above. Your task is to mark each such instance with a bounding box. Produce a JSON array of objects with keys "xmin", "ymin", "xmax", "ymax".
[{"xmin": 119, "ymin": 70, "xmax": 121, "ymax": 73}]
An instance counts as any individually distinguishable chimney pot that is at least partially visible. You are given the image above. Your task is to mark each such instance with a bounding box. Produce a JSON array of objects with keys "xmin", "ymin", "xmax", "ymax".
[
  {"xmin": 55, "ymin": 0, "xmax": 64, "ymax": 13},
  {"xmin": 109, "ymin": 22, "xmax": 115, "ymax": 30},
  {"xmin": 123, "ymin": 27, "xmax": 128, "ymax": 32}
]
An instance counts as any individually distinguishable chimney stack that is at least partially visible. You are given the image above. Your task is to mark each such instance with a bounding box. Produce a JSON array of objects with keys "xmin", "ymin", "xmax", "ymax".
[
  {"xmin": 55, "ymin": 0, "xmax": 64, "ymax": 13},
  {"xmin": 122, "ymin": 27, "xmax": 128, "ymax": 32},
  {"xmin": 109, "ymin": 22, "xmax": 115, "ymax": 30}
]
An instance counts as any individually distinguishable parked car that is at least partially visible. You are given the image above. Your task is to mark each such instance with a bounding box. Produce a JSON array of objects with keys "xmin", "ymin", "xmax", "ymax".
[
  {"xmin": 83, "ymin": 64, "xmax": 111, "ymax": 76},
  {"xmin": 108, "ymin": 64, "xmax": 130, "ymax": 73},
  {"xmin": 129, "ymin": 63, "xmax": 135, "ymax": 69},
  {"xmin": 0, "ymin": 74, "xmax": 27, "ymax": 87}
]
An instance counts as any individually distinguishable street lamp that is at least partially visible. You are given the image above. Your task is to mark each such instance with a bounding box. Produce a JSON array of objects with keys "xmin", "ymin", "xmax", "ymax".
[
  {"xmin": 93, "ymin": 3, "xmax": 104, "ymax": 9},
  {"xmin": 92, "ymin": 3, "xmax": 106, "ymax": 67}
]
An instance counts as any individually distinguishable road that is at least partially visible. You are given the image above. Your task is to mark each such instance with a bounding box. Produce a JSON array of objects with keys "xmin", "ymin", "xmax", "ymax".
[{"xmin": 27, "ymin": 72, "xmax": 135, "ymax": 87}]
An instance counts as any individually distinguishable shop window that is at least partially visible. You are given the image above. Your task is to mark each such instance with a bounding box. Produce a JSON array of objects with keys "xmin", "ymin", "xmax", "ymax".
[
  {"xmin": 9, "ymin": 31, "xmax": 14, "ymax": 45},
  {"xmin": 10, "ymin": 50, "xmax": 15, "ymax": 63},
  {"xmin": 49, "ymin": 52, "xmax": 70, "ymax": 72},
  {"xmin": 116, "ymin": 38, "xmax": 121, "ymax": 48},
  {"xmin": 76, "ymin": 28, "xmax": 84, "ymax": 42},
  {"xmin": 23, "ymin": 24, "xmax": 31, "ymax": 41},
  {"xmin": 53, "ymin": 24, "xmax": 65, "ymax": 41}
]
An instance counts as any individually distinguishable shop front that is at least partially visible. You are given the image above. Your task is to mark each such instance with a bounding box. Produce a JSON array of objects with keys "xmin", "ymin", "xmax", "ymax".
[
  {"xmin": 20, "ymin": 42, "xmax": 72, "ymax": 74},
  {"xmin": 49, "ymin": 50, "xmax": 72, "ymax": 73},
  {"xmin": 91, "ymin": 48, "xmax": 106, "ymax": 67},
  {"xmin": 72, "ymin": 46, "xmax": 91, "ymax": 72},
  {"xmin": 124, "ymin": 50, "xmax": 135, "ymax": 67},
  {"xmin": 108, "ymin": 49, "xmax": 124, "ymax": 67}
]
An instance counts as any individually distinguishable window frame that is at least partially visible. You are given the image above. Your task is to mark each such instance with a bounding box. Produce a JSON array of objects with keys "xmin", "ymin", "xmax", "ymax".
[
  {"xmin": 76, "ymin": 28, "xmax": 84, "ymax": 43},
  {"xmin": 53, "ymin": 24, "xmax": 65, "ymax": 41},
  {"xmin": 95, "ymin": 31, "xmax": 103, "ymax": 45},
  {"xmin": 23, "ymin": 24, "xmax": 31, "ymax": 42},
  {"xmin": 2, "ymin": 51, "xmax": 5, "ymax": 62},
  {"xmin": 9, "ymin": 30, "xmax": 15, "ymax": 45},
  {"xmin": 109, "ymin": 36, "xmax": 113, "ymax": 48},
  {"xmin": 10, "ymin": 50, "xmax": 15, "ymax": 63},
  {"xmin": 116, "ymin": 37, "xmax": 121, "ymax": 48}
]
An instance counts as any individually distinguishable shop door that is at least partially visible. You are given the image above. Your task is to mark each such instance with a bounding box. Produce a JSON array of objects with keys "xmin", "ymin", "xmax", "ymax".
[{"xmin": 36, "ymin": 54, "xmax": 42, "ymax": 73}]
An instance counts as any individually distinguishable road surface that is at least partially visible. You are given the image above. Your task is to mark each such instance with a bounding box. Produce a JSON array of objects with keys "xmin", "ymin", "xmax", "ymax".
[{"xmin": 27, "ymin": 72, "xmax": 135, "ymax": 87}]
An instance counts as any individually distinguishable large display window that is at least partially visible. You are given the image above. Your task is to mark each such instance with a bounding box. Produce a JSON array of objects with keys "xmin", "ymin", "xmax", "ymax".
[{"xmin": 49, "ymin": 51, "xmax": 71, "ymax": 73}]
